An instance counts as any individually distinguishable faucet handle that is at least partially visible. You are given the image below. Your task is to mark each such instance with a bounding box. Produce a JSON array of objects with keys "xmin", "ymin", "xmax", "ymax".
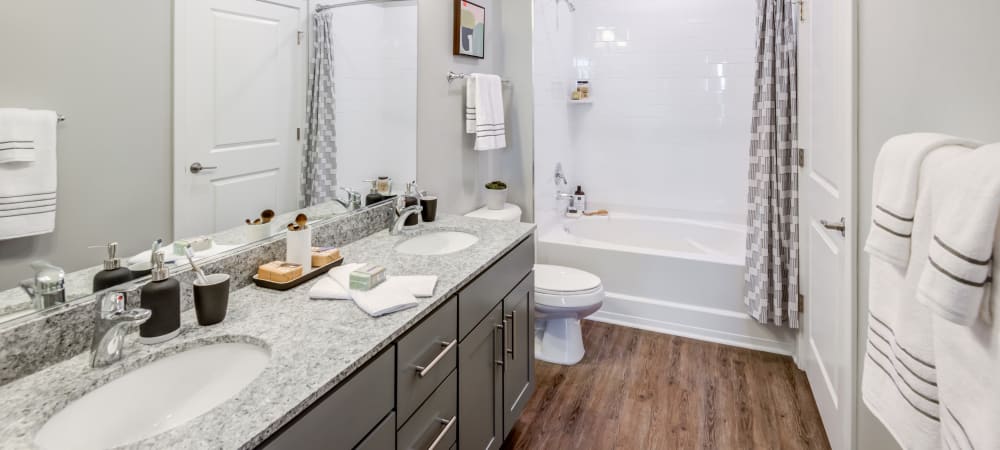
[
  {"xmin": 97, "ymin": 283, "xmax": 143, "ymax": 318},
  {"xmin": 21, "ymin": 261, "xmax": 66, "ymax": 310}
]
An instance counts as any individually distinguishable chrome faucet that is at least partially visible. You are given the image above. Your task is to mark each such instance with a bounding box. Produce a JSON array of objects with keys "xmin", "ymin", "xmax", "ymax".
[
  {"xmin": 337, "ymin": 186, "xmax": 363, "ymax": 211},
  {"xmin": 19, "ymin": 261, "xmax": 66, "ymax": 311},
  {"xmin": 91, "ymin": 284, "xmax": 151, "ymax": 368},
  {"xmin": 390, "ymin": 196, "xmax": 423, "ymax": 236}
]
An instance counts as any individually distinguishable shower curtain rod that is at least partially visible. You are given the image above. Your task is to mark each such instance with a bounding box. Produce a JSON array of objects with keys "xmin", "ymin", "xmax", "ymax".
[{"xmin": 315, "ymin": 0, "xmax": 407, "ymax": 12}]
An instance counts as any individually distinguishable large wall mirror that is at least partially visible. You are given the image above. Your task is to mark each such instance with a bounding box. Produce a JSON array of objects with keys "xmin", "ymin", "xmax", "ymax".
[{"xmin": 0, "ymin": 0, "xmax": 417, "ymax": 325}]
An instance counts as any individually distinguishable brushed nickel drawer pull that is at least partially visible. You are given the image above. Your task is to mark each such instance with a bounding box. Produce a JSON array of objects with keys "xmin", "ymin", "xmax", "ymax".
[
  {"xmin": 427, "ymin": 416, "xmax": 457, "ymax": 450},
  {"xmin": 415, "ymin": 339, "xmax": 457, "ymax": 378},
  {"xmin": 505, "ymin": 311, "xmax": 515, "ymax": 359},
  {"xmin": 495, "ymin": 323, "xmax": 505, "ymax": 368}
]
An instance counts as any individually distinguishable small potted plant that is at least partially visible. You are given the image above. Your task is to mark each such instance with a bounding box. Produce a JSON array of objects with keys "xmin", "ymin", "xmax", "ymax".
[{"xmin": 484, "ymin": 180, "xmax": 508, "ymax": 210}]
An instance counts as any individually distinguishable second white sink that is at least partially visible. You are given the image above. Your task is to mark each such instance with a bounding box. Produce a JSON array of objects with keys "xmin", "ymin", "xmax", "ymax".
[
  {"xmin": 35, "ymin": 342, "xmax": 270, "ymax": 450},
  {"xmin": 395, "ymin": 231, "xmax": 479, "ymax": 255}
]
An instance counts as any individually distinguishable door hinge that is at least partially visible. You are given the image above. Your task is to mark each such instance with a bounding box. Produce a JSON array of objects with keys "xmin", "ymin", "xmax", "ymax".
[
  {"xmin": 797, "ymin": 148, "xmax": 805, "ymax": 167},
  {"xmin": 296, "ymin": 128, "xmax": 301, "ymax": 141},
  {"xmin": 798, "ymin": 294, "xmax": 805, "ymax": 313},
  {"xmin": 793, "ymin": 0, "xmax": 806, "ymax": 22},
  {"xmin": 297, "ymin": 31, "xmax": 303, "ymax": 45}
]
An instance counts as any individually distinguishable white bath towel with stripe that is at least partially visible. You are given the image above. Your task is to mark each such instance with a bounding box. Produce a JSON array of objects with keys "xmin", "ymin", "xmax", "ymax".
[
  {"xmin": 918, "ymin": 144, "xmax": 999, "ymax": 326},
  {"xmin": 465, "ymin": 73, "xmax": 506, "ymax": 151},
  {"xmin": 0, "ymin": 108, "xmax": 42, "ymax": 164},
  {"xmin": 0, "ymin": 109, "xmax": 58, "ymax": 240},
  {"xmin": 862, "ymin": 145, "xmax": 972, "ymax": 450},
  {"xmin": 864, "ymin": 133, "xmax": 981, "ymax": 269}
]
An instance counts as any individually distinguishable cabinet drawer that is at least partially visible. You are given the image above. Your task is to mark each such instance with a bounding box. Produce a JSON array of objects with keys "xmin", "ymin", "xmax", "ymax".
[
  {"xmin": 397, "ymin": 370, "xmax": 458, "ymax": 450},
  {"xmin": 356, "ymin": 411, "xmax": 395, "ymax": 450},
  {"xmin": 397, "ymin": 296, "xmax": 458, "ymax": 424},
  {"xmin": 459, "ymin": 236, "xmax": 534, "ymax": 339},
  {"xmin": 262, "ymin": 348, "xmax": 395, "ymax": 450}
]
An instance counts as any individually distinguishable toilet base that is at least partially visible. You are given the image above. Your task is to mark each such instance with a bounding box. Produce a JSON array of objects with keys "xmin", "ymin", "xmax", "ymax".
[{"xmin": 535, "ymin": 317, "xmax": 585, "ymax": 365}]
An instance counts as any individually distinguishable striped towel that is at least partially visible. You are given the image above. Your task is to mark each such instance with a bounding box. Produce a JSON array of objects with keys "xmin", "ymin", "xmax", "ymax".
[
  {"xmin": 918, "ymin": 143, "xmax": 1000, "ymax": 326},
  {"xmin": 864, "ymin": 133, "xmax": 981, "ymax": 269},
  {"xmin": 0, "ymin": 109, "xmax": 58, "ymax": 240},
  {"xmin": 465, "ymin": 73, "xmax": 506, "ymax": 151},
  {"xmin": 0, "ymin": 108, "xmax": 41, "ymax": 164}
]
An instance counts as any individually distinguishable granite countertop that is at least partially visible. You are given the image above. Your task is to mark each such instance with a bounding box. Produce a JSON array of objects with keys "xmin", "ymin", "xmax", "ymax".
[{"xmin": 0, "ymin": 215, "xmax": 535, "ymax": 449}]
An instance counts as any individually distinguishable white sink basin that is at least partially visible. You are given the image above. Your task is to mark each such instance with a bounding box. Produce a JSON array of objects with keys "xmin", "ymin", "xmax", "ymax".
[
  {"xmin": 35, "ymin": 342, "xmax": 270, "ymax": 450},
  {"xmin": 395, "ymin": 231, "xmax": 479, "ymax": 255}
]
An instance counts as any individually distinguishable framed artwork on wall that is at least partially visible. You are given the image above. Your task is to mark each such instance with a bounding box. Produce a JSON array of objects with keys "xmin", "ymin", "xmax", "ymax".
[{"xmin": 453, "ymin": 0, "xmax": 486, "ymax": 59}]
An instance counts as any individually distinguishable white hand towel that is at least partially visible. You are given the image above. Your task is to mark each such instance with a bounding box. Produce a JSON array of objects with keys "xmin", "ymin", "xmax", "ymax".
[
  {"xmin": 309, "ymin": 264, "xmax": 437, "ymax": 300},
  {"xmin": 0, "ymin": 109, "xmax": 58, "ymax": 240},
  {"xmin": 318, "ymin": 263, "xmax": 418, "ymax": 316},
  {"xmin": 0, "ymin": 108, "xmax": 42, "ymax": 163},
  {"xmin": 465, "ymin": 73, "xmax": 506, "ymax": 151},
  {"xmin": 917, "ymin": 144, "xmax": 1000, "ymax": 326},
  {"xmin": 864, "ymin": 133, "xmax": 981, "ymax": 268}
]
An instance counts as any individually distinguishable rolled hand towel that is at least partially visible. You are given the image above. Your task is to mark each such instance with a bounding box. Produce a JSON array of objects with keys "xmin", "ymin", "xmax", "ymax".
[
  {"xmin": 917, "ymin": 144, "xmax": 1000, "ymax": 325},
  {"xmin": 864, "ymin": 133, "xmax": 981, "ymax": 268}
]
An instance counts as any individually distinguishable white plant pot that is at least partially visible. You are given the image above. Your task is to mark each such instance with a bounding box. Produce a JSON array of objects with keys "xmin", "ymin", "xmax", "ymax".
[{"xmin": 485, "ymin": 188, "xmax": 508, "ymax": 210}]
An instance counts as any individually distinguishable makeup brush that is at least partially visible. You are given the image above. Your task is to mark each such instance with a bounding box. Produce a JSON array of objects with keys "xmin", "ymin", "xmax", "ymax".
[
  {"xmin": 184, "ymin": 244, "xmax": 209, "ymax": 284},
  {"xmin": 246, "ymin": 219, "xmax": 252, "ymax": 225},
  {"xmin": 261, "ymin": 209, "xmax": 275, "ymax": 224},
  {"xmin": 295, "ymin": 213, "xmax": 308, "ymax": 229},
  {"xmin": 253, "ymin": 218, "xmax": 262, "ymax": 225}
]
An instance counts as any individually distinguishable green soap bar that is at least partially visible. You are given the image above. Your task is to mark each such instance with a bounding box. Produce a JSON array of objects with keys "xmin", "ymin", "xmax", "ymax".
[{"xmin": 349, "ymin": 264, "xmax": 386, "ymax": 291}]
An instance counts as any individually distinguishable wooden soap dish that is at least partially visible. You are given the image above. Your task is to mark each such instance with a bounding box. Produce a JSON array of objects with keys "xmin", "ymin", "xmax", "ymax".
[{"xmin": 251, "ymin": 257, "xmax": 344, "ymax": 291}]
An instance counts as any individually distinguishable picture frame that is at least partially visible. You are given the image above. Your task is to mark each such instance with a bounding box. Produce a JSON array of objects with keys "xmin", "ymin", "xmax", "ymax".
[{"xmin": 453, "ymin": 0, "xmax": 486, "ymax": 59}]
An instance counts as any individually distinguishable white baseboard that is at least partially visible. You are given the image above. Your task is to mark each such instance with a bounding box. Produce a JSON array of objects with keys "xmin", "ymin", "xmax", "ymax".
[{"xmin": 588, "ymin": 291, "xmax": 796, "ymax": 356}]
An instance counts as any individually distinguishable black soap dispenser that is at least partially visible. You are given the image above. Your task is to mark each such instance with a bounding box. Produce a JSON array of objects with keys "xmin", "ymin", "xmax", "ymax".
[
  {"xmin": 92, "ymin": 242, "xmax": 133, "ymax": 291},
  {"xmin": 139, "ymin": 252, "xmax": 181, "ymax": 345},
  {"xmin": 364, "ymin": 179, "xmax": 384, "ymax": 206}
]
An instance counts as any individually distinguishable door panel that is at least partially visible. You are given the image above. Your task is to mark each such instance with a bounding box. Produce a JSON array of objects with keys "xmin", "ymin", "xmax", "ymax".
[
  {"xmin": 797, "ymin": 0, "xmax": 856, "ymax": 448},
  {"xmin": 503, "ymin": 273, "xmax": 534, "ymax": 438},
  {"xmin": 174, "ymin": 0, "xmax": 305, "ymax": 237},
  {"xmin": 458, "ymin": 304, "xmax": 504, "ymax": 450}
]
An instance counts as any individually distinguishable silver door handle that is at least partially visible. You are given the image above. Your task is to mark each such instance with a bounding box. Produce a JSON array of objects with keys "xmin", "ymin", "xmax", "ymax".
[
  {"xmin": 821, "ymin": 217, "xmax": 846, "ymax": 236},
  {"xmin": 494, "ymin": 323, "xmax": 505, "ymax": 369},
  {"xmin": 427, "ymin": 416, "xmax": 457, "ymax": 450},
  {"xmin": 414, "ymin": 340, "xmax": 457, "ymax": 378},
  {"xmin": 189, "ymin": 162, "xmax": 218, "ymax": 174}
]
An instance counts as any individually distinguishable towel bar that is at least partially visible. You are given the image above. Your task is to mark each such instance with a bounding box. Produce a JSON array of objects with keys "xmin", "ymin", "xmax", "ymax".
[{"xmin": 447, "ymin": 71, "xmax": 511, "ymax": 84}]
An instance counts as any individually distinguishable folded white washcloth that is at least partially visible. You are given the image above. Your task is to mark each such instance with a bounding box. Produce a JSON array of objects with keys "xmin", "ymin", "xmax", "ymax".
[
  {"xmin": 313, "ymin": 263, "xmax": 419, "ymax": 316},
  {"xmin": 309, "ymin": 264, "xmax": 438, "ymax": 301},
  {"xmin": 864, "ymin": 133, "xmax": 981, "ymax": 268},
  {"xmin": 466, "ymin": 73, "xmax": 506, "ymax": 151},
  {"xmin": 0, "ymin": 109, "xmax": 58, "ymax": 240},
  {"xmin": 917, "ymin": 144, "xmax": 1000, "ymax": 325},
  {"xmin": 0, "ymin": 109, "xmax": 40, "ymax": 163}
]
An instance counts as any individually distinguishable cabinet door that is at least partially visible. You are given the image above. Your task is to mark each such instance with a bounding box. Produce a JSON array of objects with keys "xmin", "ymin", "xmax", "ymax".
[
  {"xmin": 458, "ymin": 304, "xmax": 504, "ymax": 450},
  {"xmin": 503, "ymin": 272, "xmax": 535, "ymax": 438}
]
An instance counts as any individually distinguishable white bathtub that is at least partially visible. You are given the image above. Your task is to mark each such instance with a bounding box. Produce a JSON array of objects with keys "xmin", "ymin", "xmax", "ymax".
[{"xmin": 538, "ymin": 212, "xmax": 794, "ymax": 355}]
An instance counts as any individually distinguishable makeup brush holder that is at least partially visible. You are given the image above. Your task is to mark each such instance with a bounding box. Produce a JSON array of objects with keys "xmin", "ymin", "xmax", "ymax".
[
  {"xmin": 193, "ymin": 273, "xmax": 230, "ymax": 326},
  {"xmin": 285, "ymin": 227, "xmax": 313, "ymax": 275},
  {"xmin": 244, "ymin": 223, "xmax": 273, "ymax": 243}
]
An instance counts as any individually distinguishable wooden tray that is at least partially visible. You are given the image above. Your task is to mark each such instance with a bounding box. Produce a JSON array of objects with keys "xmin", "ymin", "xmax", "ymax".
[{"xmin": 251, "ymin": 257, "xmax": 344, "ymax": 291}]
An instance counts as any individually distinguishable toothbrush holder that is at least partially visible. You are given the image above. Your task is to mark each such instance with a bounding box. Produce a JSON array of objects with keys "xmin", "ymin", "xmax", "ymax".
[
  {"xmin": 193, "ymin": 273, "xmax": 230, "ymax": 326},
  {"xmin": 244, "ymin": 223, "xmax": 273, "ymax": 243},
  {"xmin": 285, "ymin": 227, "xmax": 313, "ymax": 275}
]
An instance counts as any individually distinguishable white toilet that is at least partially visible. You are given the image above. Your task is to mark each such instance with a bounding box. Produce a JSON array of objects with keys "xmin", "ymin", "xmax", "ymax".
[{"xmin": 465, "ymin": 204, "xmax": 605, "ymax": 366}]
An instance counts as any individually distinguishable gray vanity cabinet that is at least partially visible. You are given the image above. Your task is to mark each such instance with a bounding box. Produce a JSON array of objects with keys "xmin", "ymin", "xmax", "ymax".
[
  {"xmin": 457, "ymin": 304, "xmax": 505, "ymax": 450},
  {"xmin": 260, "ymin": 235, "xmax": 535, "ymax": 450},
  {"xmin": 502, "ymin": 272, "xmax": 535, "ymax": 438}
]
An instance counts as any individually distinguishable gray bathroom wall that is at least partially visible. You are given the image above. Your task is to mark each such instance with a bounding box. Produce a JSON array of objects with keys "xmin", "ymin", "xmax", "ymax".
[
  {"xmin": 856, "ymin": 0, "xmax": 1000, "ymax": 448},
  {"xmin": 0, "ymin": 0, "xmax": 174, "ymax": 288},
  {"xmin": 416, "ymin": 0, "xmax": 534, "ymax": 221}
]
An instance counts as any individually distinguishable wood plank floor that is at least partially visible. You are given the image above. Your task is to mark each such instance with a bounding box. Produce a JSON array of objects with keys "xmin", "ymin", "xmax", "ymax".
[{"xmin": 502, "ymin": 321, "xmax": 830, "ymax": 450}]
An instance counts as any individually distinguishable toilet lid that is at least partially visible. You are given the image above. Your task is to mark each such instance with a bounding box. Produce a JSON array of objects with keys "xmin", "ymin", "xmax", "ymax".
[{"xmin": 534, "ymin": 264, "xmax": 602, "ymax": 295}]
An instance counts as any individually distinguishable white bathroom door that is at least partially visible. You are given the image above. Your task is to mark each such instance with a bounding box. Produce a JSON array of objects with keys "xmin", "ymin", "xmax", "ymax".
[
  {"xmin": 796, "ymin": 0, "xmax": 857, "ymax": 448},
  {"xmin": 173, "ymin": 0, "xmax": 306, "ymax": 238}
]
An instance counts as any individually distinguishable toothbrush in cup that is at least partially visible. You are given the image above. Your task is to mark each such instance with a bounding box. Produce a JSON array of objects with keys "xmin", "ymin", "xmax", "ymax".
[{"xmin": 184, "ymin": 244, "xmax": 209, "ymax": 285}]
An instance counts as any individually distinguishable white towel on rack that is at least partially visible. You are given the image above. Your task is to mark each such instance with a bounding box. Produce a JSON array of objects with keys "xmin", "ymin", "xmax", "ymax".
[
  {"xmin": 917, "ymin": 144, "xmax": 1000, "ymax": 326},
  {"xmin": 862, "ymin": 145, "xmax": 969, "ymax": 450},
  {"xmin": 864, "ymin": 133, "xmax": 981, "ymax": 269},
  {"xmin": 0, "ymin": 109, "xmax": 58, "ymax": 241},
  {"xmin": 0, "ymin": 109, "xmax": 44, "ymax": 164},
  {"xmin": 465, "ymin": 73, "xmax": 506, "ymax": 151}
]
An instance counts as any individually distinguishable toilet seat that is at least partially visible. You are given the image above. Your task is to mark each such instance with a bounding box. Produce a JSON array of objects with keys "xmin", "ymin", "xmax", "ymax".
[{"xmin": 534, "ymin": 264, "xmax": 601, "ymax": 295}]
